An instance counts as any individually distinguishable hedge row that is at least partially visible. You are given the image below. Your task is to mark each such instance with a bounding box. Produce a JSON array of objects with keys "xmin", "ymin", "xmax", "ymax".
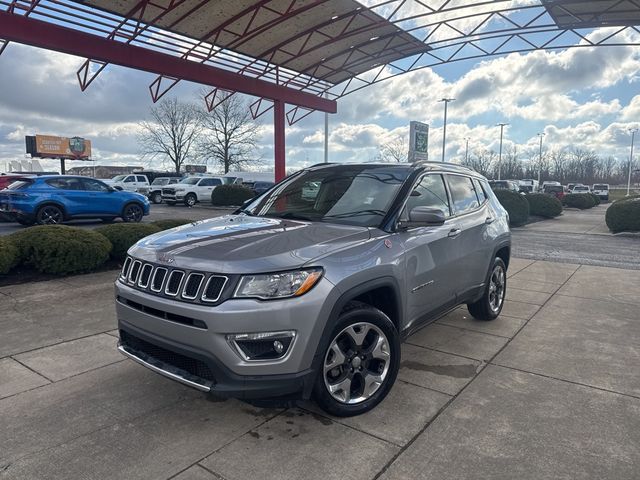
[
  {"xmin": 606, "ymin": 197, "xmax": 640, "ymax": 233},
  {"xmin": 525, "ymin": 193, "xmax": 563, "ymax": 218},
  {"xmin": 211, "ymin": 184, "xmax": 255, "ymax": 206},
  {"xmin": 0, "ymin": 219, "xmax": 192, "ymax": 276},
  {"xmin": 494, "ymin": 190, "xmax": 529, "ymax": 226},
  {"xmin": 562, "ymin": 193, "xmax": 598, "ymax": 209}
]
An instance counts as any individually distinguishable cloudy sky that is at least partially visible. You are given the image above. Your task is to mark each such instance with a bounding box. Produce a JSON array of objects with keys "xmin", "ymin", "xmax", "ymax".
[{"xmin": 2, "ymin": 5, "xmax": 640, "ymax": 175}]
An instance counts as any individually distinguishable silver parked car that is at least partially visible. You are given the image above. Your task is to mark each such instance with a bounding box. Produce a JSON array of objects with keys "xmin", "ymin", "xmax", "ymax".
[{"xmin": 115, "ymin": 162, "xmax": 511, "ymax": 416}]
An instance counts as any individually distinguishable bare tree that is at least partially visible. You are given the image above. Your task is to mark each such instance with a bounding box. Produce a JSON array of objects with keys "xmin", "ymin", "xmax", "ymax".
[
  {"xmin": 376, "ymin": 136, "xmax": 408, "ymax": 163},
  {"xmin": 138, "ymin": 98, "xmax": 202, "ymax": 174},
  {"xmin": 198, "ymin": 94, "xmax": 260, "ymax": 173},
  {"xmin": 463, "ymin": 148, "xmax": 495, "ymax": 177}
]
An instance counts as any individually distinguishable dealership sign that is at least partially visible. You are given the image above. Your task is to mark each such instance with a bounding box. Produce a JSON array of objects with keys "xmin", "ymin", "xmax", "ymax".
[
  {"xmin": 408, "ymin": 121, "xmax": 429, "ymax": 162},
  {"xmin": 25, "ymin": 134, "xmax": 92, "ymax": 160}
]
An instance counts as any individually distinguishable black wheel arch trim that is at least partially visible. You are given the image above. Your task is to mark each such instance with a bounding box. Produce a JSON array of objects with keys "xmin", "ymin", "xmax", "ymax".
[
  {"xmin": 306, "ymin": 276, "xmax": 403, "ymax": 398},
  {"xmin": 36, "ymin": 201, "xmax": 68, "ymax": 220}
]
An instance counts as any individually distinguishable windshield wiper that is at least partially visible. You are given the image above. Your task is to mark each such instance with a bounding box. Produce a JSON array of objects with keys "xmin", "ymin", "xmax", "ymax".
[
  {"xmin": 324, "ymin": 209, "xmax": 387, "ymax": 219},
  {"xmin": 237, "ymin": 208, "xmax": 254, "ymax": 216},
  {"xmin": 267, "ymin": 212, "xmax": 317, "ymax": 222}
]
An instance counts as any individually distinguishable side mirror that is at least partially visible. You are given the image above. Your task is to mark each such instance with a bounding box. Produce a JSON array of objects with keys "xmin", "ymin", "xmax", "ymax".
[{"xmin": 402, "ymin": 207, "xmax": 446, "ymax": 228}]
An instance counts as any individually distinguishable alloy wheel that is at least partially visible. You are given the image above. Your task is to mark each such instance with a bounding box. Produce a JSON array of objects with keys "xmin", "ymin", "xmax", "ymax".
[
  {"xmin": 38, "ymin": 206, "xmax": 62, "ymax": 224},
  {"xmin": 323, "ymin": 322, "xmax": 391, "ymax": 404},
  {"xmin": 488, "ymin": 264, "xmax": 505, "ymax": 313},
  {"xmin": 124, "ymin": 204, "xmax": 143, "ymax": 222}
]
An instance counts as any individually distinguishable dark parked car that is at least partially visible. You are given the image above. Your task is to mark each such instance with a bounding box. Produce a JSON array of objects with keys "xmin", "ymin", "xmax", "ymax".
[
  {"xmin": 489, "ymin": 180, "xmax": 520, "ymax": 193},
  {"xmin": 243, "ymin": 180, "xmax": 275, "ymax": 196},
  {"xmin": 116, "ymin": 162, "xmax": 510, "ymax": 416},
  {"xmin": 0, "ymin": 175, "xmax": 150, "ymax": 225}
]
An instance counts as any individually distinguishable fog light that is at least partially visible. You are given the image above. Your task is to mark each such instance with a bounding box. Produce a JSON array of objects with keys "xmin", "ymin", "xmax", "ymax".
[{"xmin": 227, "ymin": 331, "xmax": 295, "ymax": 361}]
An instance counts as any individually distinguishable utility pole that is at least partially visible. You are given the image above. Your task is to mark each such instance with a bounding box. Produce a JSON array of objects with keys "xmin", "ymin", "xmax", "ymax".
[
  {"xmin": 464, "ymin": 137, "xmax": 470, "ymax": 164},
  {"xmin": 440, "ymin": 98, "xmax": 455, "ymax": 162},
  {"xmin": 497, "ymin": 123, "xmax": 508, "ymax": 180},
  {"xmin": 323, "ymin": 92, "xmax": 329, "ymax": 163},
  {"xmin": 537, "ymin": 132, "xmax": 545, "ymax": 187},
  {"xmin": 628, "ymin": 128, "xmax": 638, "ymax": 196}
]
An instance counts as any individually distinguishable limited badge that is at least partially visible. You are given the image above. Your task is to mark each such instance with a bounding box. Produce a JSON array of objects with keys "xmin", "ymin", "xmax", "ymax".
[{"xmin": 384, "ymin": 239, "xmax": 392, "ymax": 248}]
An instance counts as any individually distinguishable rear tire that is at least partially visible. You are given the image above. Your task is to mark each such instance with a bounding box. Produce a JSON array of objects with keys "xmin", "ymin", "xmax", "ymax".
[
  {"xmin": 467, "ymin": 257, "xmax": 507, "ymax": 321},
  {"xmin": 36, "ymin": 205, "xmax": 64, "ymax": 225},
  {"xmin": 313, "ymin": 301, "xmax": 400, "ymax": 417}
]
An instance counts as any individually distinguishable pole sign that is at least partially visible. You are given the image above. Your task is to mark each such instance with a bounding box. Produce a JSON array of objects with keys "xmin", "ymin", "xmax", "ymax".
[
  {"xmin": 409, "ymin": 121, "xmax": 429, "ymax": 162},
  {"xmin": 25, "ymin": 135, "xmax": 92, "ymax": 160}
]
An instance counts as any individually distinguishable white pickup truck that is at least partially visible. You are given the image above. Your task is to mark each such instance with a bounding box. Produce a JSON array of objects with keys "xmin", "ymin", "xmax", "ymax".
[
  {"xmin": 104, "ymin": 174, "xmax": 150, "ymax": 192},
  {"xmin": 161, "ymin": 176, "xmax": 227, "ymax": 206}
]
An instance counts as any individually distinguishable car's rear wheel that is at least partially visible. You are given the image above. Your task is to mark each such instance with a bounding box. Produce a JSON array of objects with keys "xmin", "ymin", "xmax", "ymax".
[
  {"xmin": 314, "ymin": 302, "xmax": 400, "ymax": 417},
  {"xmin": 468, "ymin": 257, "xmax": 507, "ymax": 321},
  {"xmin": 184, "ymin": 193, "xmax": 197, "ymax": 207},
  {"xmin": 122, "ymin": 203, "xmax": 144, "ymax": 223},
  {"xmin": 36, "ymin": 205, "xmax": 64, "ymax": 225},
  {"xmin": 151, "ymin": 192, "xmax": 162, "ymax": 204}
]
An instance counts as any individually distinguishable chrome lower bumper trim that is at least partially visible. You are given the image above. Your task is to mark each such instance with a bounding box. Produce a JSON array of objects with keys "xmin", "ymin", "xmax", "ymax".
[{"xmin": 117, "ymin": 344, "xmax": 211, "ymax": 392}]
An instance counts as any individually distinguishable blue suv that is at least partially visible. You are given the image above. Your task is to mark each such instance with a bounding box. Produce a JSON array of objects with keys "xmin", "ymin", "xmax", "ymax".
[{"xmin": 0, "ymin": 175, "xmax": 150, "ymax": 225}]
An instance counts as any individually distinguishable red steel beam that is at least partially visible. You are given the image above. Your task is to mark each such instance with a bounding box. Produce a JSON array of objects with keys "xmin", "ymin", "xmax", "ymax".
[
  {"xmin": 273, "ymin": 100, "xmax": 286, "ymax": 182},
  {"xmin": 0, "ymin": 11, "xmax": 337, "ymax": 113}
]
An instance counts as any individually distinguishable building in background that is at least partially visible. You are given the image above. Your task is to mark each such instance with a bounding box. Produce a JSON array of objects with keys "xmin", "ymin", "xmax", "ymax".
[{"xmin": 67, "ymin": 165, "xmax": 138, "ymax": 178}]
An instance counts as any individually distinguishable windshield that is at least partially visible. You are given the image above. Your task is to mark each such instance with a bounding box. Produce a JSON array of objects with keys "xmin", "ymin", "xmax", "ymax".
[
  {"xmin": 111, "ymin": 175, "xmax": 126, "ymax": 182},
  {"xmin": 242, "ymin": 165, "xmax": 412, "ymax": 227},
  {"xmin": 593, "ymin": 184, "xmax": 608, "ymax": 189},
  {"xmin": 574, "ymin": 186, "xmax": 589, "ymax": 191},
  {"xmin": 179, "ymin": 177, "xmax": 201, "ymax": 185},
  {"xmin": 490, "ymin": 181, "xmax": 508, "ymax": 188},
  {"xmin": 152, "ymin": 178, "xmax": 169, "ymax": 185}
]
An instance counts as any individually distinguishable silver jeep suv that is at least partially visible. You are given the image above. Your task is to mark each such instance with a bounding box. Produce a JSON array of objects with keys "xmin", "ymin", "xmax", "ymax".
[{"xmin": 116, "ymin": 162, "xmax": 510, "ymax": 416}]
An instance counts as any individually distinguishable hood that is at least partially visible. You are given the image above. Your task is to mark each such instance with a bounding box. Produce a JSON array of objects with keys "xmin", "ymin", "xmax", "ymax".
[{"xmin": 130, "ymin": 214, "xmax": 371, "ymax": 273}]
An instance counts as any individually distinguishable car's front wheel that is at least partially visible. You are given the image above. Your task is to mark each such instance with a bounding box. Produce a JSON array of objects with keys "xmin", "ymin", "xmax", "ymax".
[
  {"xmin": 468, "ymin": 257, "xmax": 507, "ymax": 321},
  {"xmin": 122, "ymin": 203, "xmax": 144, "ymax": 223},
  {"xmin": 184, "ymin": 193, "xmax": 197, "ymax": 207},
  {"xmin": 36, "ymin": 205, "xmax": 64, "ymax": 225},
  {"xmin": 314, "ymin": 302, "xmax": 400, "ymax": 417},
  {"xmin": 151, "ymin": 192, "xmax": 162, "ymax": 204}
]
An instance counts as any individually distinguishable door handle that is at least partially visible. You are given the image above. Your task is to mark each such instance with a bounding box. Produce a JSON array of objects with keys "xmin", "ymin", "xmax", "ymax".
[
  {"xmin": 485, "ymin": 216, "xmax": 494, "ymax": 224},
  {"xmin": 448, "ymin": 228, "xmax": 461, "ymax": 238}
]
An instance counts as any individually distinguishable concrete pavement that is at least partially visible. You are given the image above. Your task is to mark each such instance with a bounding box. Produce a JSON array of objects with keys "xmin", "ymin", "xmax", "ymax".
[{"xmin": 1, "ymin": 258, "xmax": 639, "ymax": 479}]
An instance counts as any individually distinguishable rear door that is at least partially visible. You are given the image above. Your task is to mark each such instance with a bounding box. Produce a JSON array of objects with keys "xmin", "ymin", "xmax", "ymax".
[
  {"xmin": 45, "ymin": 177, "xmax": 89, "ymax": 215},
  {"xmin": 445, "ymin": 174, "xmax": 492, "ymax": 300},
  {"xmin": 398, "ymin": 173, "xmax": 456, "ymax": 326},
  {"xmin": 196, "ymin": 178, "xmax": 222, "ymax": 201}
]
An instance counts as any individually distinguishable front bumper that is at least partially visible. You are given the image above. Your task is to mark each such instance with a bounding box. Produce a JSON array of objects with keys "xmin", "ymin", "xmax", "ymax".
[{"xmin": 115, "ymin": 277, "xmax": 338, "ymax": 399}]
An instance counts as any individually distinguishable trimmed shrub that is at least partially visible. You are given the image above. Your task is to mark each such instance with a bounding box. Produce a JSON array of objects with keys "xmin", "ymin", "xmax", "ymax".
[
  {"xmin": 525, "ymin": 193, "xmax": 562, "ymax": 218},
  {"xmin": 605, "ymin": 197, "xmax": 640, "ymax": 233},
  {"xmin": 0, "ymin": 237, "xmax": 19, "ymax": 274},
  {"xmin": 588, "ymin": 193, "xmax": 601, "ymax": 206},
  {"xmin": 152, "ymin": 219, "xmax": 194, "ymax": 231},
  {"xmin": 9, "ymin": 225, "xmax": 111, "ymax": 275},
  {"xmin": 494, "ymin": 189, "xmax": 529, "ymax": 226},
  {"xmin": 211, "ymin": 184, "xmax": 255, "ymax": 206},
  {"xmin": 563, "ymin": 193, "xmax": 595, "ymax": 209},
  {"xmin": 95, "ymin": 223, "xmax": 161, "ymax": 261}
]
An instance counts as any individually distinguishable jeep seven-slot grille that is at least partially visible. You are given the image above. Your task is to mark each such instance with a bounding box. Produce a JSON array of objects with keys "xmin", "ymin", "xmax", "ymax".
[
  {"xmin": 120, "ymin": 330, "xmax": 215, "ymax": 382},
  {"xmin": 120, "ymin": 256, "xmax": 228, "ymax": 305}
]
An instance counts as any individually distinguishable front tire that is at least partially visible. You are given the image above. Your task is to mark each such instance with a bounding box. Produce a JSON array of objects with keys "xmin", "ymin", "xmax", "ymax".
[
  {"xmin": 122, "ymin": 203, "xmax": 144, "ymax": 223},
  {"xmin": 313, "ymin": 302, "xmax": 400, "ymax": 417},
  {"xmin": 184, "ymin": 193, "xmax": 197, "ymax": 207},
  {"xmin": 467, "ymin": 257, "xmax": 507, "ymax": 321},
  {"xmin": 151, "ymin": 192, "xmax": 162, "ymax": 204}
]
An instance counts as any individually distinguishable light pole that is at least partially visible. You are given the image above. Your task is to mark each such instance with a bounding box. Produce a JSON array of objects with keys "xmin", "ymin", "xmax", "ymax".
[
  {"xmin": 627, "ymin": 128, "xmax": 638, "ymax": 196},
  {"xmin": 537, "ymin": 132, "xmax": 545, "ymax": 187},
  {"xmin": 497, "ymin": 123, "xmax": 508, "ymax": 180},
  {"xmin": 464, "ymin": 137, "xmax": 470, "ymax": 164},
  {"xmin": 440, "ymin": 98, "xmax": 455, "ymax": 162}
]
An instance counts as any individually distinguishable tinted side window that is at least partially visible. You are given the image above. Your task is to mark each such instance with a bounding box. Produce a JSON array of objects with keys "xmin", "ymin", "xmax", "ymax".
[
  {"xmin": 124, "ymin": 176, "xmax": 135, "ymax": 183},
  {"xmin": 46, "ymin": 178, "xmax": 84, "ymax": 190},
  {"xmin": 136, "ymin": 176, "xmax": 146, "ymax": 182},
  {"xmin": 404, "ymin": 174, "xmax": 450, "ymax": 218},
  {"xmin": 199, "ymin": 178, "xmax": 222, "ymax": 186},
  {"xmin": 83, "ymin": 178, "xmax": 109, "ymax": 192},
  {"xmin": 472, "ymin": 178, "xmax": 487, "ymax": 204},
  {"xmin": 447, "ymin": 175, "xmax": 480, "ymax": 214}
]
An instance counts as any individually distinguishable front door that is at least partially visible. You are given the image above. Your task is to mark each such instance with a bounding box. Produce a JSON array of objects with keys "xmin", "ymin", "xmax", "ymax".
[{"xmin": 398, "ymin": 173, "xmax": 456, "ymax": 328}]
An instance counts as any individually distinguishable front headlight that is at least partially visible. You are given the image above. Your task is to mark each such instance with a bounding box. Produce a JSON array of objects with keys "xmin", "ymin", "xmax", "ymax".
[
  {"xmin": 175, "ymin": 188, "xmax": 185, "ymax": 192},
  {"xmin": 234, "ymin": 268, "xmax": 323, "ymax": 300}
]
